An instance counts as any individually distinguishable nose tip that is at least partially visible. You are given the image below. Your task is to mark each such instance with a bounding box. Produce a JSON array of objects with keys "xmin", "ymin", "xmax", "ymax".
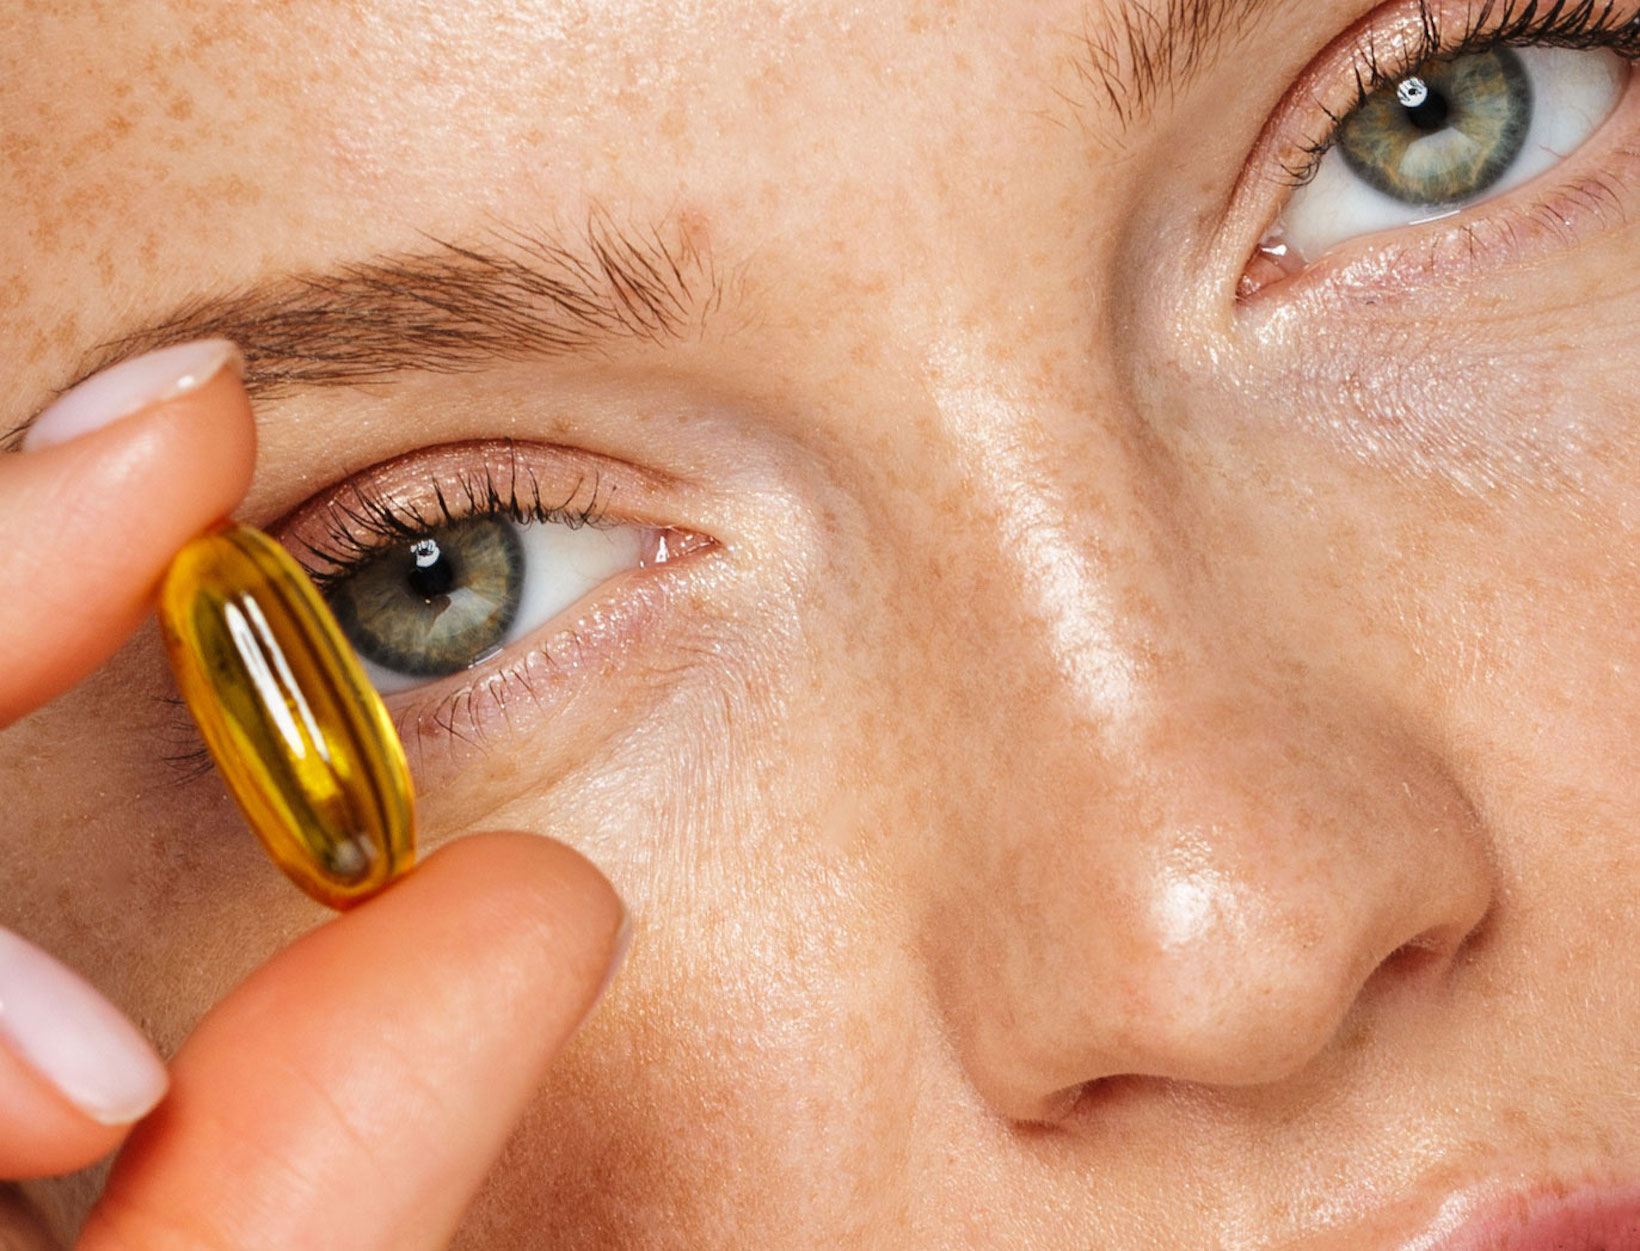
[
  {"xmin": 928, "ymin": 730, "xmax": 1495, "ymax": 1127},
  {"xmin": 1112, "ymin": 849, "xmax": 1488, "ymax": 1087},
  {"xmin": 969, "ymin": 895, "xmax": 1487, "ymax": 1126}
]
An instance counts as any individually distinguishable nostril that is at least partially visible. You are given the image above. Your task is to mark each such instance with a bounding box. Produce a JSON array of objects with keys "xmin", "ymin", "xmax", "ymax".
[
  {"xmin": 1030, "ymin": 1085, "xmax": 1085, "ymax": 1126},
  {"xmin": 1045, "ymin": 1073, "xmax": 1189, "ymax": 1132},
  {"xmin": 1386, "ymin": 937, "xmax": 1442, "ymax": 972},
  {"xmin": 1363, "ymin": 909, "xmax": 1493, "ymax": 1004},
  {"xmin": 1002, "ymin": 1077, "xmax": 1152, "ymax": 1130}
]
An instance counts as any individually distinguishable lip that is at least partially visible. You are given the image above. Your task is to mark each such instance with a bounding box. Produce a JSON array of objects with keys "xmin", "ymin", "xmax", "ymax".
[{"xmin": 1412, "ymin": 1185, "xmax": 1640, "ymax": 1251}]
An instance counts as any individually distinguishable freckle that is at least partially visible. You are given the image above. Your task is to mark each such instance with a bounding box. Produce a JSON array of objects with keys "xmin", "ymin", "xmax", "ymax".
[
  {"xmin": 0, "ymin": 131, "xmax": 42, "ymax": 170},
  {"xmin": 166, "ymin": 94, "xmax": 195, "ymax": 122},
  {"xmin": 201, "ymin": 172, "xmax": 263, "ymax": 210},
  {"xmin": 45, "ymin": 313, "xmax": 84, "ymax": 360}
]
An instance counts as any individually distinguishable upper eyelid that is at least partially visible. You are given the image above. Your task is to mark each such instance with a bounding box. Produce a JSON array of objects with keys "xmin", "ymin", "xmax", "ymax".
[
  {"xmin": 272, "ymin": 440, "xmax": 681, "ymax": 580},
  {"xmin": 1276, "ymin": 0, "xmax": 1640, "ymax": 182},
  {"xmin": 275, "ymin": 440, "xmax": 682, "ymax": 526},
  {"xmin": 1220, "ymin": 0, "xmax": 1640, "ymax": 261}
]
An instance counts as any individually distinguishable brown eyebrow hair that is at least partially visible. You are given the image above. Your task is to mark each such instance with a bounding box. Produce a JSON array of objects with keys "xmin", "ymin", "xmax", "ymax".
[
  {"xmin": 5, "ymin": 213, "xmax": 722, "ymax": 448},
  {"xmin": 1074, "ymin": 0, "xmax": 1279, "ymax": 130}
]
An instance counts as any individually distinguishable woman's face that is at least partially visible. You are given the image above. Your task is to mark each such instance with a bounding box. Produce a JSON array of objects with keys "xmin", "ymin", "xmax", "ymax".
[{"xmin": 8, "ymin": 0, "xmax": 1640, "ymax": 1244}]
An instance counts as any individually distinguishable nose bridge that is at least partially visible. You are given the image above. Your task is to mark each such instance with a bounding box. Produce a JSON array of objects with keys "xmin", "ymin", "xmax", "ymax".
[
  {"xmin": 920, "ymin": 352, "xmax": 1149, "ymax": 736},
  {"xmin": 906, "ymin": 366, "xmax": 1492, "ymax": 1124}
]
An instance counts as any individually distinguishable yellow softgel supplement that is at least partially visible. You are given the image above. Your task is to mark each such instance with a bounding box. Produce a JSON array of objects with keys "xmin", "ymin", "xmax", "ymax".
[{"xmin": 158, "ymin": 523, "xmax": 416, "ymax": 909}]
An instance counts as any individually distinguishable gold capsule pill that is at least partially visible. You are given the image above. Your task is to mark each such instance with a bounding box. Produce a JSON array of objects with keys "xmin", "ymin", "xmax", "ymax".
[{"xmin": 158, "ymin": 523, "xmax": 415, "ymax": 909}]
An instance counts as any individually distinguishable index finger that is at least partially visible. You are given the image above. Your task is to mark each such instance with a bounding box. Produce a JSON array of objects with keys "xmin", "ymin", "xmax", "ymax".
[{"xmin": 0, "ymin": 342, "xmax": 254, "ymax": 726}]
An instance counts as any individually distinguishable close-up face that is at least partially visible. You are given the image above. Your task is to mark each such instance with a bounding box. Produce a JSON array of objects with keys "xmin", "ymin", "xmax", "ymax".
[{"xmin": 6, "ymin": 0, "xmax": 1640, "ymax": 1245}]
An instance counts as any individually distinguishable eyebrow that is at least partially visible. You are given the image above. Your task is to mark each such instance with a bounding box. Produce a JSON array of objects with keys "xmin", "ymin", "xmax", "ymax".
[
  {"xmin": 6, "ymin": 214, "xmax": 721, "ymax": 448},
  {"xmin": 1075, "ymin": 0, "xmax": 1279, "ymax": 130}
]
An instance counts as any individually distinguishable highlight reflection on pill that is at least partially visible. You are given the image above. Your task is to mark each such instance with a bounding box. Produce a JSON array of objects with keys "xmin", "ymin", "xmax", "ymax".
[{"xmin": 159, "ymin": 523, "xmax": 416, "ymax": 909}]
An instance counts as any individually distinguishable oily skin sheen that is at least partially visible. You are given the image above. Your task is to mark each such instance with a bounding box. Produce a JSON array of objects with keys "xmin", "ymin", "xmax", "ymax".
[{"xmin": 4, "ymin": 0, "xmax": 1640, "ymax": 1245}]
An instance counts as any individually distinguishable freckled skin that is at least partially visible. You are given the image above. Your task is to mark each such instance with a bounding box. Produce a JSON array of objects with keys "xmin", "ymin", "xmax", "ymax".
[{"xmin": 4, "ymin": 0, "xmax": 1640, "ymax": 1246}]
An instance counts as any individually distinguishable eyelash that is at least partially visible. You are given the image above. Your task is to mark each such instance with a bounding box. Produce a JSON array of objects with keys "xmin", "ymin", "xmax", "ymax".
[
  {"xmin": 1281, "ymin": 0, "xmax": 1640, "ymax": 187},
  {"xmin": 292, "ymin": 448, "xmax": 615, "ymax": 591}
]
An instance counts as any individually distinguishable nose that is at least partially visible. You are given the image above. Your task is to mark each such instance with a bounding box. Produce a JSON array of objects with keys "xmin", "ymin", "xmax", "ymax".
[{"xmin": 922, "ymin": 666, "xmax": 1492, "ymax": 1122}]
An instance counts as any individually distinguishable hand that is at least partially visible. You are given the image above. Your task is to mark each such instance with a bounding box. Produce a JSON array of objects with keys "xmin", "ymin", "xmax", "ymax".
[{"xmin": 0, "ymin": 343, "xmax": 627, "ymax": 1249}]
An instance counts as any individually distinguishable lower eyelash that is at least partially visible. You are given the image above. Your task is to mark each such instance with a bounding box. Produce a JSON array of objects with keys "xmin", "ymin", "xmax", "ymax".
[
  {"xmin": 157, "ymin": 694, "xmax": 220, "ymax": 783},
  {"xmin": 1283, "ymin": 0, "xmax": 1640, "ymax": 188}
]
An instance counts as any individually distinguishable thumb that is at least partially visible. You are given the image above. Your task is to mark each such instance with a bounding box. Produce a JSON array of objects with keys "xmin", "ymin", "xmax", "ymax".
[
  {"xmin": 79, "ymin": 832, "xmax": 628, "ymax": 1251},
  {"xmin": 0, "ymin": 340, "xmax": 255, "ymax": 726}
]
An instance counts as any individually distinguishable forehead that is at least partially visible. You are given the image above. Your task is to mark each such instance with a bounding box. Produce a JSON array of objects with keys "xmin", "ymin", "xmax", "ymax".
[
  {"xmin": 0, "ymin": 4, "xmax": 1030, "ymax": 363},
  {"xmin": 1, "ymin": 2, "xmax": 1081, "ymax": 227},
  {"xmin": 0, "ymin": 0, "xmax": 1345, "ymax": 434}
]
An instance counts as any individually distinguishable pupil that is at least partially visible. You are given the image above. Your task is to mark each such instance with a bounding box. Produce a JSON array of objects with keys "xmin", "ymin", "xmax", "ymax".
[
  {"xmin": 405, "ymin": 539, "xmax": 456, "ymax": 600},
  {"xmin": 1400, "ymin": 80, "xmax": 1450, "ymax": 132}
]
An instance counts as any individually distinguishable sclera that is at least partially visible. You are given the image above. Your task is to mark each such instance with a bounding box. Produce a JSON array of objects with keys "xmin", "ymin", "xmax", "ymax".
[{"xmin": 159, "ymin": 523, "xmax": 416, "ymax": 909}]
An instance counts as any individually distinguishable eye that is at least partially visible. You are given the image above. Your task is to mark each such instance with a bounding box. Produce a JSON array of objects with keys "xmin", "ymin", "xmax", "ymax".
[
  {"xmin": 282, "ymin": 442, "xmax": 696, "ymax": 696},
  {"xmin": 325, "ymin": 513, "xmax": 644, "ymax": 693},
  {"xmin": 1267, "ymin": 43, "xmax": 1629, "ymax": 264}
]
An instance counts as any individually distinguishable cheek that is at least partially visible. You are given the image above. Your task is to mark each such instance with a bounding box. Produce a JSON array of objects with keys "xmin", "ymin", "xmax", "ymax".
[
  {"xmin": 1209, "ymin": 288, "xmax": 1640, "ymax": 1063},
  {"xmin": 459, "ymin": 910, "xmax": 929, "ymax": 1245},
  {"xmin": 443, "ymin": 668, "xmax": 937, "ymax": 1244}
]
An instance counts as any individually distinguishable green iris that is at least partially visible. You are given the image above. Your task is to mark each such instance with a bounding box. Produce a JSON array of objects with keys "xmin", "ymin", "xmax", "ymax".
[
  {"xmin": 1337, "ymin": 47, "xmax": 1532, "ymax": 206},
  {"xmin": 326, "ymin": 515, "xmax": 524, "ymax": 677}
]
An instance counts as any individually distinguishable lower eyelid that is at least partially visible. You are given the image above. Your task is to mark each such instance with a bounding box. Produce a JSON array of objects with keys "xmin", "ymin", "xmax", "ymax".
[{"xmin": 382, "ymin": 543, "xmax": 719, "ymax": 807}]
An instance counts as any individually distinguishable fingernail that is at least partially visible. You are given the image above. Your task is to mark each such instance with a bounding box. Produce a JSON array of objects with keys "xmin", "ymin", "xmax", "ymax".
[
  {"xmin": 22, "ymin": 339, "xmax": 243, "ymax": 453},
  {"xmin": 0, "ymin": 927, "xmax": 168, "ymax": 1125}
]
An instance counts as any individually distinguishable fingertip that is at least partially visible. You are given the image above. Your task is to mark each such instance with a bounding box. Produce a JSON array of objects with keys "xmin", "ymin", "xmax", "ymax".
[
  {"xmin": 418, "ymin": 831, "xmax": 631, "ymax": 1031},
  {"xmin": 0, "ymin": 1041, "xmax": 138, "ymax": 1180},
  {"xmin": 0, "ymin": 361, "xmax": 256, "ymax": 722},
  {"xmin": 20, "ymin": 340, "xmax": 245, "ymax": 454},
  {"xmin": 413, "ymin": 832, "xmax": 627, "ymax": 962},
  {"xmin": 34, "ymin": 362, "xmax": 258, "ymax": 520}
]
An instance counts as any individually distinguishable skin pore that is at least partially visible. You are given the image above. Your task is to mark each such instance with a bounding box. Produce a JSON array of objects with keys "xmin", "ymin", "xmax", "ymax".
[{"xmin": 5, "ymin": 0, "xmax": 1640, "ymax": 1245}]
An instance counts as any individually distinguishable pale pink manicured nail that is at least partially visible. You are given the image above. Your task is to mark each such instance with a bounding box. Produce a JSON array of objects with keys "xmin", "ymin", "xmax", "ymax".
[
  {"xmin": 22, "ymin": 339, "xmax": 243, "ymax": 452},
  {"xmin": 0, "ymin": 927, "xmax": 168, "ymax": 1125}
]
